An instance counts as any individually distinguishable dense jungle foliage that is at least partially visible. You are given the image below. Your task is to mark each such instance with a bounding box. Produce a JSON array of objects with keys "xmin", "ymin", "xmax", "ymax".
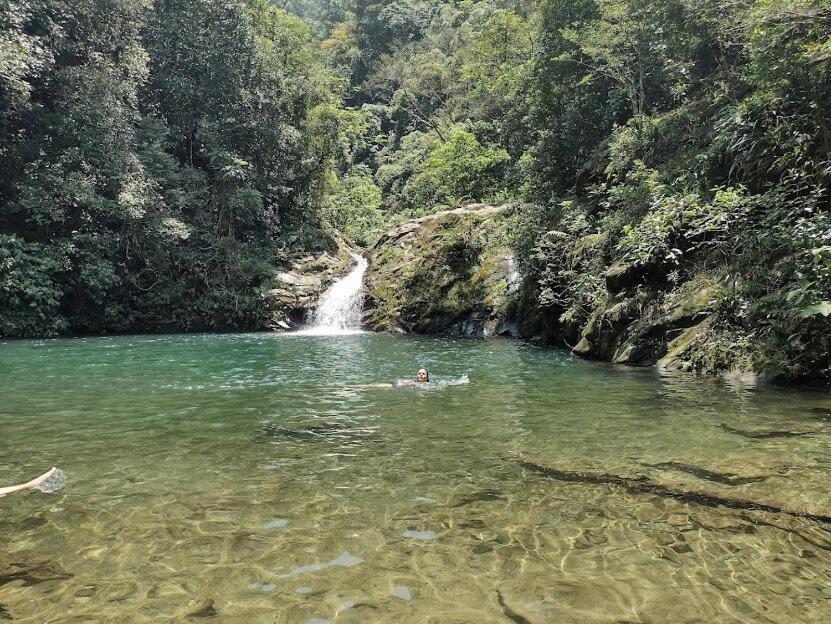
[
  {"xmin": 1, "ymin": 0, "xmax": 336, "ymax": 334},
  {"xmin": 2, "ymin": 0, "xmax": 829, "ymax": 380}
]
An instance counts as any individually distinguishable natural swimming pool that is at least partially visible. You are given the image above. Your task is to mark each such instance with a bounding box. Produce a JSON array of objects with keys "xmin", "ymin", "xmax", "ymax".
[{"xmin": 1, "ymin": 332, "xmax": 830, "ymax": 623}]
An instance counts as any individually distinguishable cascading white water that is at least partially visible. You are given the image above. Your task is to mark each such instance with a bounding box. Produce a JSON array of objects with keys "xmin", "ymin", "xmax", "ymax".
[{"xmin": 297, "ymin": 252, "xmax": 368, "ymax": 335}]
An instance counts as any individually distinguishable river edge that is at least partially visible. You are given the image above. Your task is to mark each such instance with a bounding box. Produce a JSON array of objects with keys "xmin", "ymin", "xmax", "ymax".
[{"xmin": 362, "ymin": 203, "xmax": 831, "ymax": 386}]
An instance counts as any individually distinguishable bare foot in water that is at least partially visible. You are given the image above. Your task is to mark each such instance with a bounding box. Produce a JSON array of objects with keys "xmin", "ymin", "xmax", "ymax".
[{"xmin": 0, "ymin": 467, "xmax": 63, "ymax": 497}]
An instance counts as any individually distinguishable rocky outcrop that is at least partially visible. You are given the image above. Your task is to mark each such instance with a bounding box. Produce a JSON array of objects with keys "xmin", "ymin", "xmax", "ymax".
[
  {"xmin": 364, "ymin": 204, "xmax": 520, "ymax": 336},
  {"xmin": 573, "ymin": 276, "xmax": 720, "ymax": 367},
  {"xmin": 265, "ymin": 240, "xmax": 354, "ymax": 329},
  {"xmin": 362, "ymin": 206, "xmax": 731, "ymax": 377},
  {"xmin": 361, "ymin": 205, "xmax": 821, "ymax": 383}
]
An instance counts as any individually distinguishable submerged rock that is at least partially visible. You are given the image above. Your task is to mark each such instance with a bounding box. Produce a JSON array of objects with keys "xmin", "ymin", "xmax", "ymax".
[
  {"xmin": 518, "ymin": 456, "xmax": 831, "ymax": 523},
  {"xmin": 258, "ymin": 422, "xmax": 346, "ymax": 441},
  {"xmin": 719, "ymin": 424, "xmax": 812, "ymax": 440},
  {"xmin": 402, "ymin": 529, "xmax": 436, "ymax": 540},
  {"xmin": 807, "ymin": 406, "xmax": 831, "ymax": 421},
  {"xmin": 643, "ymin": 462, "xmax": 769, "ymax": 486},
  {"xmin": 450, "ymin": 489, "xmax": 504, "ymax": 507},
  {"xmin": 391, "ymin": 585, "xmax": 412, "ymax": 601},
  {"xmin": 184, "ymin": 598, "xmax": 217, "ymax": 619},
  {"xmin": 280, "ymin": 551, "xmax": 364, "ymax": 578},
  {"xmin": 263, "ymin": 518, "xmax": 289, "ymax": 529},
  {"xmin": 0, "ymin": 559, "xmax": 72, "ymax": 588}
]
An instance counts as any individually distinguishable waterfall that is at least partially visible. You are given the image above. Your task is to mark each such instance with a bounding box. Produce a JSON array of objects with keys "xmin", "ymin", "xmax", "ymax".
[{"xmin": 297, "ymin": 253, "xmax": 368, "ymax": 335}]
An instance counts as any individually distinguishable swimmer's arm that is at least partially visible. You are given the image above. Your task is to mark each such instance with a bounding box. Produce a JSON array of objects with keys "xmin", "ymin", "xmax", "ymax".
[
  {"xmin": 0, "ymin": 467, "xmax": 58, "ymax": 497},
  {"xmin": 355, "ymin": 381, "xmax": 419, "ymax": 388}
]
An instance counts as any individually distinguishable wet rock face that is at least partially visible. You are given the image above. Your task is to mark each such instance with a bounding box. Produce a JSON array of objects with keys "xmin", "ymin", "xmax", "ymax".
[
  {"xmin": 364, "ymin": 204, "xmax": 519, "ymax": 336},
  {"xmin": 265, "ymin": 244, "xmax": 354, "ymax": 330}
]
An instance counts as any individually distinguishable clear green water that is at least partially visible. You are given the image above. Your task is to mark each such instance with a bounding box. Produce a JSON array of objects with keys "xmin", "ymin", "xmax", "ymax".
[{"xmin": 1, "ymin": 333, "xmax": 830, "ymax": 623}]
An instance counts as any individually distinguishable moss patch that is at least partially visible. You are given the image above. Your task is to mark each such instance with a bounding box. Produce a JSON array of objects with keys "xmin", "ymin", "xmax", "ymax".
[{"xmin": 365, "ymin": 205, "xmax": 516, "ymax": 334}]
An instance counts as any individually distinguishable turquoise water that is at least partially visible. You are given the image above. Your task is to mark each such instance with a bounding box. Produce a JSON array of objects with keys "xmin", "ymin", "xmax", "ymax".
[{"xmin": 1, "ymin": 332, "xmax": 830, "ymax": 623}]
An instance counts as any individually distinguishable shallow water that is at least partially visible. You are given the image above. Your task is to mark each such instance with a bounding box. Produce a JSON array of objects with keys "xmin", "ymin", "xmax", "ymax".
[{"xmin": 1, "ymin": 333, "xmax": 830, "ymax": 623}]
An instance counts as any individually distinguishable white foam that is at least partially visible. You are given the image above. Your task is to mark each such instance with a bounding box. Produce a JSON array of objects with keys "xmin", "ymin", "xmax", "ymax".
[
  {"xmin": 35, "ymin": 468, "xmax": 67, "ymax": 494},
  {"xmin": 292, "ymin": 328, "xmax": 367, "ymax": 337}
]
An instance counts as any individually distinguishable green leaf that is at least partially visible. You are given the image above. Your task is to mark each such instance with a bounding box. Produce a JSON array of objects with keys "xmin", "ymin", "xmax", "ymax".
[{"xmin": 799, "ymin": 301, "xmax": 831, "ymax": 318}]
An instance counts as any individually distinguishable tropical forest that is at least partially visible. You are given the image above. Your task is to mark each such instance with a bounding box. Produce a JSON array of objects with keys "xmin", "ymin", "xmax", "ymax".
[{"xmin": 1, "ymin": 1, "xmax": 831, "ymax": 622}]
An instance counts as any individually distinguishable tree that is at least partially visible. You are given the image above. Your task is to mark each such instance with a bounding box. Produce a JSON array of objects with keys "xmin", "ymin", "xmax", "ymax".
[
  {"xmin": 0, "ymin": 0, "xmax": 334, "ymax": 336},
  {"xmin": 559, "ymin": 0, "xmax": 692, "ymax": 132},
  {"xmin": 404, "ymin": 126, "xmax": 510, "ymax": 209}
]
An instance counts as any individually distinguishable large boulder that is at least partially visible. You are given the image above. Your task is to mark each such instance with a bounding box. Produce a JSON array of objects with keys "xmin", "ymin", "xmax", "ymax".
[
  {"xmin": 364, "ymin": 204, "xmax": 520, "ymax": 336},
  {"xmin": 572, "ymin": 275, "xmax": 721, "ymax": 366}
]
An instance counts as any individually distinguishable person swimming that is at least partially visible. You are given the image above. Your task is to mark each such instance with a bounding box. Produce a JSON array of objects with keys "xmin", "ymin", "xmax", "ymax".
[
  {"xmin": 397, "ymin": 368, "xmax": 430, "ymax": 387},
  {"xmin": 364, "ymin": 368, "xmax": 468, "ymax": 389}
]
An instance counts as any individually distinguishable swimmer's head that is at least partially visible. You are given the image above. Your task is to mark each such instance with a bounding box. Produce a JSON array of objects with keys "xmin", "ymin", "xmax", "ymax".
[{"xmin": 417, "ymin": 368, "xmax": 429, "ymax": 383}]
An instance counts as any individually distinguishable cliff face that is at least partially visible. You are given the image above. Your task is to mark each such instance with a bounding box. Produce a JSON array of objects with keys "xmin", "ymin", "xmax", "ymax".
[
  {"xmin": 363, "ymin": 204, "xmax": 520, "ymax": 337},
  {"xmin": 364, "ymin": 204, "xmax": 829, "ymax": 384},
  {"xmin": 520, "ymin": 220, "xmax": 828, "ymax": 384},
  {"xmin": 567, "ymin": 272, "xmax": 724, "ymax": 370}
]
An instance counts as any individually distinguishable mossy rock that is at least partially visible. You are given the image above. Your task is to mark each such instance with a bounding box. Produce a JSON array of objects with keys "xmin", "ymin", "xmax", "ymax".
[
  {"xmin": 573, "ymin": 231, "xmax": 610, "ymax": 257},
  {"xmin": 365, "ymin": 204, "xmax": 518, "ymax": 335},
  {"xmin": 573, "ymin": 274, "xmax": 722, "ymax": 366}
]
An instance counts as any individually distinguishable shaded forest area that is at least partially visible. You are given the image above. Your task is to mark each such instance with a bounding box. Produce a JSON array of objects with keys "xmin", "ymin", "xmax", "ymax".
[
  {"xmin": 1, "ymin": 0, "xmax": 335, "ymax": 334},
  {"xmin": 2, "ymin": 0, "xmax": 830, "ymax": 380}
]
